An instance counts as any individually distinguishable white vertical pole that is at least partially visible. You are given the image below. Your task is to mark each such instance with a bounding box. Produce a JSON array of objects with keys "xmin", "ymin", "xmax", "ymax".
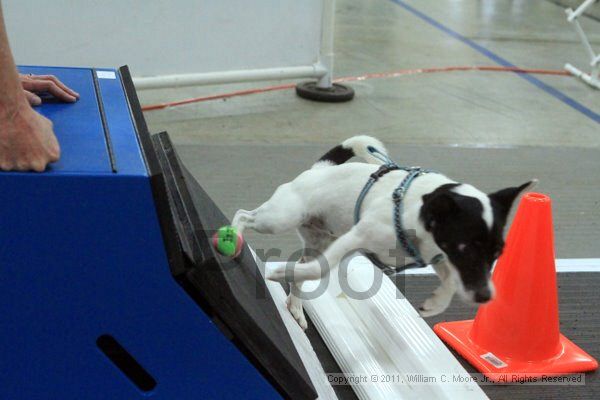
[
  {"xmin": 317, "ymin": 0, "xmax": 335, "ymax": 89},
  {"xmin": 571, "ymin": 15, "xmax": 596, "ymax": 61}
]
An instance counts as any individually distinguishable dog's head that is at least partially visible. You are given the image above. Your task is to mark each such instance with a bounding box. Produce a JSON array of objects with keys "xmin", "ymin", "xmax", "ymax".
[{"xmin": 420, "ymin": 180, "xmax": 536, "ymax": 304}]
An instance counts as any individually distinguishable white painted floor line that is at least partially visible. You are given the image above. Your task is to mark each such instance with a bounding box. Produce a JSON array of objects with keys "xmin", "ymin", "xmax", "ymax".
[
  {"xmin": 265, "ymin": 257, "xmax": 600, "ymax": 276},
  {"xmin": 555, "ymin": 258, "xmax": 600, "ymax": 270}
]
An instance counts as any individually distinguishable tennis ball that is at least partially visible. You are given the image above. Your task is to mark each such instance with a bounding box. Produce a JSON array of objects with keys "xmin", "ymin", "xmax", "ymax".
[{"xmin": 212, "ymin": 225, "xmax": 244, "ymax": 257}]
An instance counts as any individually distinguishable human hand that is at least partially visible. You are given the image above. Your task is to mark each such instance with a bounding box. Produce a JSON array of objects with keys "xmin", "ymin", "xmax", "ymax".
[
  {"xmin": 0, "ymin": 101, "xmax": 60, "ymax": 171},
  {"xmin": 19, "ymin": 74, "xmax": 79, "ymax": 106}
]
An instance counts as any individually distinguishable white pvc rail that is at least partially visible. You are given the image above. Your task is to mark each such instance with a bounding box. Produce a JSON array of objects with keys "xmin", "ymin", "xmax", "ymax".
[
  {"xmin": 294, "ymin": 256, "xmax": 488, "ymax": 400},
  {"xmin": 133, "ymin": 65, "xmax": 327, "ymax": 90},
  {"xmin": 134, "ymin": 0, "xmax": 336, "ymax": 90},
  {"xmin": 565, "ymin": 0, "xmax": 600, "ymax": 89}
]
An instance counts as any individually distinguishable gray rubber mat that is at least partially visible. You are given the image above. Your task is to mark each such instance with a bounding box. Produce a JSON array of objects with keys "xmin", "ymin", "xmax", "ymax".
[
  {"xmin": 174, "ymin": 142, "xmax": 600, "ymax": 259},
  {"xmin": 398, "ymin": 272, "xmax": 600, "ymax": 400}
]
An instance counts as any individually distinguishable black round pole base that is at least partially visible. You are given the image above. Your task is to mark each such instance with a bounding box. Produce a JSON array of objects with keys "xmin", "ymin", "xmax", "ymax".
[{"xmin": 295, "ymin": 81, "xmax": 355, "ymax": 103}]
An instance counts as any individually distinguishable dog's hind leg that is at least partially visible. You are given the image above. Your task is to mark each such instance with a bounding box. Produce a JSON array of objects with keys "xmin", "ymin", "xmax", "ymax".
[
  {"xmin": 419, "ymin": 261, "xmax": 457, "ymax": 317},
  {"xmin": 297, "ymin": 223, "xmax": 336, "ymax": 262},
  {"xmin": 284, "ymin": 226, "xmax": 335, "ymax": 330},
  {"xmin": 232, "ymin": 209, "xmax": 256, "ymax": 234},
  {"xmin": 232, "ymin": 183, "xmax": 305, "ymax": 235}
]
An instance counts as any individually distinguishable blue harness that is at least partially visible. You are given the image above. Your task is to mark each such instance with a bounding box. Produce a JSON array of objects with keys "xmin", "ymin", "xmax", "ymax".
[{"xmin": 353, "ymin": 147, "xmax": 444, "ymax": 275}]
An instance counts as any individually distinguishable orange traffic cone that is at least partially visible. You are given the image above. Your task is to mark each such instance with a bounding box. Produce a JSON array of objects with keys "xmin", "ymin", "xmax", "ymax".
[{"xmin": 434, "ymin": 192, "xmax": 597, "ymax": 382}]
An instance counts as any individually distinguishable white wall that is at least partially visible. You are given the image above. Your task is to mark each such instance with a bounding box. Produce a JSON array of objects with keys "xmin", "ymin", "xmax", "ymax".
[{"xmin": 4, "ymin": 0, "xmax": 323, "ymax": 78}]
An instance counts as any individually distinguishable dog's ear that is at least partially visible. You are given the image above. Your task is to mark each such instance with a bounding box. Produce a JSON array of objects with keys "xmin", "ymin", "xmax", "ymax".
[
  {"xmin": 421, "ymin": 192, "xmax": 458, "ymax": 231},
  {"xmin": 489, "ymin": 180, "xmax": 538, "ymax": 217}
]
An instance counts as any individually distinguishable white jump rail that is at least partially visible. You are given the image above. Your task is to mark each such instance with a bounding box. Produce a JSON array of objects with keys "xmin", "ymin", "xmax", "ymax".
[
  {"xmin": 134, "ymin": 0, "xmax": 337, "ymax": 90},
  {"xmin": 267, "ymin": 255, "xmax": 489, "ymax": 400},
  {"xmin": 133, "ymin": 65, "xmax": 327, "ymax": 90},
  {"xmin": 565, "ymin": 0, "xmax": 600, "ymax": 89},
  {"xmin": 4, "ymin": 0, "xmax": 338, "ymax": 91}
]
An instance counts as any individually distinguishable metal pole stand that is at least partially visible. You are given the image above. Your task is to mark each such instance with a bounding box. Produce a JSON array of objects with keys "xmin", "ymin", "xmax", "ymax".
[
  {"xmin": 296, "ymin": 0, "xmax": 355, "ymax": 102},
  {"xmin": 565, "ymin": 0, "xmax": 600, "ymax": 89}
]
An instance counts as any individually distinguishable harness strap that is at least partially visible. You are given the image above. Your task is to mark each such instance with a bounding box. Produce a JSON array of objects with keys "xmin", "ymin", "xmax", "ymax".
[
  {"xmin": 392, "ymin": 167, "xmax": 426, "ymax": 265},
  {"xmin": 354, "ymin": 156, "xmax": 444, "ymax": 275},
  {"xmin": 353, "ymin": 164, "xmax": 400, "ymax": 224}
]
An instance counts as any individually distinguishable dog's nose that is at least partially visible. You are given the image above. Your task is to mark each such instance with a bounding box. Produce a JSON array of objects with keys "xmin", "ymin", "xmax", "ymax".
[{"xmin": 474, "ymin": 288, "xmax": 492, "ymax": 303}]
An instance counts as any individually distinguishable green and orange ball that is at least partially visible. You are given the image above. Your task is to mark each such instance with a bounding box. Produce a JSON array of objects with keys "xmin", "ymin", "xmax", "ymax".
[{"xmin": 212, "ymin": 225, "xmax": 244, "ymax": 257}]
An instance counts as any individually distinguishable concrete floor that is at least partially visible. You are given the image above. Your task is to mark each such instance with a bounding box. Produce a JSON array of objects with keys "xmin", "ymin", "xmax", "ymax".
[{"xmin": 140, "ymin": 0, "xmax": 599, "ymax": 259}]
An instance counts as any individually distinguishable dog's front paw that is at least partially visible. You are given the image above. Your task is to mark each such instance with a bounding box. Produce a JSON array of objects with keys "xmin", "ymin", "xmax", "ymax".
[
  {"xmin": 286, "ymin": 294, "xmax": 307, "ymax": 330},
  {"xmin": 419, "ymin": 295, "xmax": 450, "ymax": 318},
  {"xmin": 266, "ymin": 264, "xmax": 286, "ymax": 282}
]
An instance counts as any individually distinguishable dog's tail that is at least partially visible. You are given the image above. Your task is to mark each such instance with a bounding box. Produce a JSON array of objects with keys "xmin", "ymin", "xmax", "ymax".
[{"xmin": 312, "ymin": 136, "xmax": 388, "ymax": 169}]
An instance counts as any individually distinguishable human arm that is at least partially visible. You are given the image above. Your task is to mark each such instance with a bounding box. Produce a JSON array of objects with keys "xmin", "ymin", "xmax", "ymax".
[{"xmin": 0, "ymin": 2, "xmax": 60, "ymax": 171}]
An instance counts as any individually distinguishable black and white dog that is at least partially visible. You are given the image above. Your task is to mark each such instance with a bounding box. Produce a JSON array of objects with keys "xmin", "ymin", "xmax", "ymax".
[{"xmin": 233, "ymin": 136, "xmax": 534, "ymax": 329}]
